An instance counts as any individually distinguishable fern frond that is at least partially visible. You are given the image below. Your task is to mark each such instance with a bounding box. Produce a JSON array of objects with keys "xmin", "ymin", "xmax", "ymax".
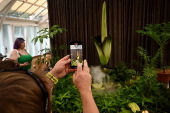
[
  {"xmin": 133, "ymin": 60, "xmax": 144, "ymax": 68},
  {"xmin": 150, "ymin": 47, "xmax": 162, "ymax": 68},
  {"xmin": 126, "ymin": 69, "xmax": 140, "ymax": 76},
  {"xmin": 136, "ymin": 46, "xmax": 150, "ymax": 66},
  {"xmin": 143, "ymin": 67, "xmax": 157, "ymax": 78}
]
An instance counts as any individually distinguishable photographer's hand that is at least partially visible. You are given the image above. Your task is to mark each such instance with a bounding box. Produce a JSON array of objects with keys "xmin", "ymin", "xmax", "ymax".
[
  {"xmin": 73, "ymin": 60, "xmax": 99, "ymax": 113},
  {"xmin": 50, "ymin": 55, "xmax": 76, "ymax": 79}
]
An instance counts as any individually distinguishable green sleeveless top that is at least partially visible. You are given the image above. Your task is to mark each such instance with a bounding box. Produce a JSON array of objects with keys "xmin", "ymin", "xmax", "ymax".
[{"xmin": 18, "ymin": 53, "xmax": 33, "ymax": 69}]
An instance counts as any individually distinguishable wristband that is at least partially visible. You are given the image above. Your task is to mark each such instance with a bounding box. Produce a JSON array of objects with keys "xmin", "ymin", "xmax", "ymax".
[{"xmin": 46, "ymin": 72, "xmax": 58, "ymax": 84}]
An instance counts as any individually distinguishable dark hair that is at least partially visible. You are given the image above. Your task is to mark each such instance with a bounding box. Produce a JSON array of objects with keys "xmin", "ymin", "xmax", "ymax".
[
  {"xmin": 0, "ymin": 71, "xmax": 46, "ymax": 113},
  {"xmin": 0, "ymin": 60, "xmax": 52, "ymax": 113},
  {"xmin": 0, "ymin": 59, "xmax": 20, "ymax": 69},
  {"xmin": 13, "ymin": 38, "xmax": 25, "ymax": 49}
]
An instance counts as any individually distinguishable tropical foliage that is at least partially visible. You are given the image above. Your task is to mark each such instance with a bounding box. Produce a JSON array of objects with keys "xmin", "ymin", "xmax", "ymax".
[
  {"xmin": 136, "ymin": 22, "xmax": 170, "ymax": 66},
  {"xmin": 31, "ymin": 25, "xmax": 67, "ymax": 44},
  {"xmin": 52, "ymin": 21, "xmax": 170, "ymax": 112},
  {"xmin": 52, "ymin": 48, "xmax": 170, "ymax": 113},
  {"xmin": 91, "ymin": 1, "xmax": 112, "ymax": 66},
  {"xmin": 52, "ymin": 64, "xmax": 170, "ymax": 113},
  {"xmin": 31, "ymin": 25, "xmax": 67, "ymax": 68}
]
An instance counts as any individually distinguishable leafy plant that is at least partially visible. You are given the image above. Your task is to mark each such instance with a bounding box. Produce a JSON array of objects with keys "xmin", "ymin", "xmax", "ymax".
[
  {"xmin": 51, "ymin": 40, "xmax": 170, "ymax": 113},
  {"xmin": 51, "ymin": 64, "xmax": 170, "ymax": 113},
  {"xmin": 52, "ymin": 74, "xmax": 82, "ymax": 113},
  {"xmin": 91, "ymin": 1, "xmax": 112, "ymax": 67},
  {"xmin": 49, "ymin": 45, "xmax": 68, "ymax": 67},
  {"xmin": 31, "ymin": 25, "xmax": 67, "ymax": 68},
  {"xmin": 104, "ymin": 62, "xmax": 140, "ymax": 86},
  {"xmin": 136, "ymin": 22, "xmax": 170, "ymax": 66},
  {"xmin": 132, "ymin": 45, "xmax": 170, "ymax": 112},
  {"xmin": 158, "ymin": 65, "xmax": 170, "ymax": 73},
  {"xmin": 35, "ymin": 45, "xmax": 68, "ymax": 69},
  {"xmin": 134, "ymin": 46, "xmax": 161, "ymax": 69},
  {"xmin": 31, "ymin": 25, "xmax": 67, "ymax": 44}
]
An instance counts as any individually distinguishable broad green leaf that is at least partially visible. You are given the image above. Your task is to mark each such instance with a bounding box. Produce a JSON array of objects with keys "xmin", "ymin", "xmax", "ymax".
[
  {"xmin": 102, "ymin": 35, "xmax": 112, "ymax": 64},
  {"xmin": 34, "ymin": 37, "xmax": 38, "ymax": 45},
  {"xmin": 49, "ymin": 32, "xmax": 54, "ymax": 38},
  {"xmin": 31, "ymin": 25, "xmax": 67, "ymax": 45},
  {"xmin": 93, "ymin": 40, "xmax": 107, "ymax": 65},
  {"xmin": 53, "ymin": 30, "xmax": 58, "ymax": 35},
  {"xmin": 120, "ymin": 108, "xmax": 133, "ymax": 113},
  {"xmin": 58, "ymin": 28, "xmax": 63, "ymax": 33},
  {"xmin": 128, "ymin": 102, "xmax": 140, "ymax": 113},
  {"xmin": 40, "ymin": 37, "xmax": 43, "ymax": 43}
]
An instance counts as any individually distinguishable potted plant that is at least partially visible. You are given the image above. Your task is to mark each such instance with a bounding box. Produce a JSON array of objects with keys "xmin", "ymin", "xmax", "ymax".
[
  {"xmin": 136, "ymin": 22, "xmax": 170, "ymax": 85},
  {"xmin": 136, "ymin": 22, "xmax": 170, "ymax": 70}
]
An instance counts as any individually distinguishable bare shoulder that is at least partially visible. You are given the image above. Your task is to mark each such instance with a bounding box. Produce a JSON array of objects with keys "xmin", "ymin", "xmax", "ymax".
[
  {"xmin": 10, "ymin": 50, "xmax": 19, "ymax": 60},
  {"xmin": 11, "ymin": 49, "xmax": 17, "ymax": 55}
]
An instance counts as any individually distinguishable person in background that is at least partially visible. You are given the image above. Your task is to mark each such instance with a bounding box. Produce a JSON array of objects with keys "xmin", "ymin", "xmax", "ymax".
[
  {"xmin": 0, "ymin": 53, "xmax": 6, "ymax": 61},
  {"xmin": 10, "ymin": 38, "xmax": 33, "ymax": 70},
  {"xmin": 0, "ymin": 55, "xmax": 99, "ymax": 113}
]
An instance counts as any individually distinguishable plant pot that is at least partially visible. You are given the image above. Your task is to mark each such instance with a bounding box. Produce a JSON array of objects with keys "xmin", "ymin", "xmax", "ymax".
[{"xmin": 157, "ymin": 72, "xmax": 170, "ymax": 86}]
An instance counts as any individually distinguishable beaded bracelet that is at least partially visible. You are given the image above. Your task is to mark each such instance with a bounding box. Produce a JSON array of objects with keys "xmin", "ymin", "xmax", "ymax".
[{"xmin": 46, "ymin": 72, "xmax": 58, "ymax": 84}]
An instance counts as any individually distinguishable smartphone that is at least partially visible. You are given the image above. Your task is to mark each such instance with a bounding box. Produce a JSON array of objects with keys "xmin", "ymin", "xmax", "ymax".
[{"xmin": 69, "ymin": 41, "xmax": 83, "ymax": 68}]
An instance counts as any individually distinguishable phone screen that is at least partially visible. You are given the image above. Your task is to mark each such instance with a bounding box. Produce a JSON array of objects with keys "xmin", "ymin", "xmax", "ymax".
[{"xmin": 69, "ymin": 41, "xmax": 83, "ymax": 68}]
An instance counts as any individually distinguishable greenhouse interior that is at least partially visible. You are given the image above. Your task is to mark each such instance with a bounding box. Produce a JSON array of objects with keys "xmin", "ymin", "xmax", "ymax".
[{"xmin": 0, "ymin": 0, "xmax": 170, "ymax": 113}]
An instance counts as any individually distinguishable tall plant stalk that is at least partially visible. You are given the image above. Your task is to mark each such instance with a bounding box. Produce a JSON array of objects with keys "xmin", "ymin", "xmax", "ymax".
[
  {"xmin": 91, "ymin": 1, "xmax": 112, "ymax": 67},
  {"xmin": 101, "ymin": 1, "xmax": 107, "ymax": 43}
]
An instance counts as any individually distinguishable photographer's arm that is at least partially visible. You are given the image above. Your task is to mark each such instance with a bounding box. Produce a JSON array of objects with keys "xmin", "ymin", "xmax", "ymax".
[
  {"xmin": 79, "ymin": 89, "xmax": 99, "ymax": 113},
  {"xmin": 73, "ymin": 61, "xmax": 99, "ymax": 113},
  {"xmin": 43, "ymin": 56, "xmax": 99, "ymax": 113}
]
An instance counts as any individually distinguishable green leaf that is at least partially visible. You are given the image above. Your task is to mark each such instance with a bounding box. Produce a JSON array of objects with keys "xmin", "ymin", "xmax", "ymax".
[
  {"xmin": 40, "ymin": 37, "xmax": 43, "ymax": 43},
  {"xmin": 58, "ymin": 28, "xmax": 63, "ymax": 33},
  {"xmin": 53, "ymin": 30, "xmax": 58, "ymax": 36},
  {"xmin": 120, "ymin": 108, "xmax": 133, "ymax": 113},
  {"xmin": 128, "ymin": 102, "xmax": 140, "ymax": 113},
  {"xmin": 101, "ymin": 1, "xmax": 107, "ymax": 42},
  {"xmin": 34, "ymin": 37, "xmax": 38, "ymax": 45},
  {"xmin": 93, "ymin": 38, "xmax": 107, "ymax": 65},
  {"xmin": 49, "ymin": 32, "xmax": 54, "ymax": 38},
  {"xmin": 102, "ymin": 35, "xmax": 112, "ymax": 64},
  {"xmin": 31, "ymin": 25, "xmax": 67, "ymax": 44}
]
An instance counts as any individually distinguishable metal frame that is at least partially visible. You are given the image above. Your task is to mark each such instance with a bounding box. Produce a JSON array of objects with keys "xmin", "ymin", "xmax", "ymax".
[
  {"xmin": 19, "ymin": 0, "xmax": 38, "ymax": 17},
  {"xmin": 28, "ymin": 1, "xmax": 47, "ymax": 17},
  {"xmin": 9, "ymin": 0, "xmax": 47, "ymax": 19},
  {"xmin": 0, "ymin": 0, "xmax": 48, "ymax": 28}
]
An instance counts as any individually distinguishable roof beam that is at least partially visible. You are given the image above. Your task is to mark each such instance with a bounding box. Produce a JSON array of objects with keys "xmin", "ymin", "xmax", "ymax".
[
  {"xmin": 0, "ymin": 0, "xmax": 17, "ymax": 30},
  {"xmin": 1, "ymin": 16, "xmax": 38, "ymax": 26},
  {"xmin": 0, "ymin": 0, "xmax": 12, "ymax": 14},
  {"xmin": 28, "ymin": 1, "xmax": 46, "ymax": 18},
  {"xmin": 30, "ymin": 7, "xmax": 45, "ymax": 20},
  {"xmin": 10, "ymin": 2, "xmax": 24, "ymax": 15},
  {"xmin": 19, "ymin": 0, "xmax": 38, "ymax": 17},
  {"xmin": 17, "ymin": 0, "xmax": 46, "ymax": 8},
  {"xmin": 37, "ymin": 13, "xmax": 48, "ymax": 25},
  {"xmin": 10, "ymin": 0, "xmax": 47, "ymax": 16}
]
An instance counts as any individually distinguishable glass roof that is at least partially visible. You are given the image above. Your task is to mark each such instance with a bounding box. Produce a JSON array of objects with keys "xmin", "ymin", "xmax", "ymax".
[{"xmin": 0, "ymin": 0, "xmax": 48, "ymax": 21}]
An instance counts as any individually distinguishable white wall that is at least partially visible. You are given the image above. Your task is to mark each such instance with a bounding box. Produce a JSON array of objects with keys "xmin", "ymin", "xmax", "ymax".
[{"xmin": 0, "ymin": 24, "xmax": 50, "ymax": 58}]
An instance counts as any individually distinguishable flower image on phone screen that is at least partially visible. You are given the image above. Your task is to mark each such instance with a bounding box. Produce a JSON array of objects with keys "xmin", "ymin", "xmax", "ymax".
[{"xmin": 69, "ymin": 41, "xmax": 83, "ymax": 68}]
